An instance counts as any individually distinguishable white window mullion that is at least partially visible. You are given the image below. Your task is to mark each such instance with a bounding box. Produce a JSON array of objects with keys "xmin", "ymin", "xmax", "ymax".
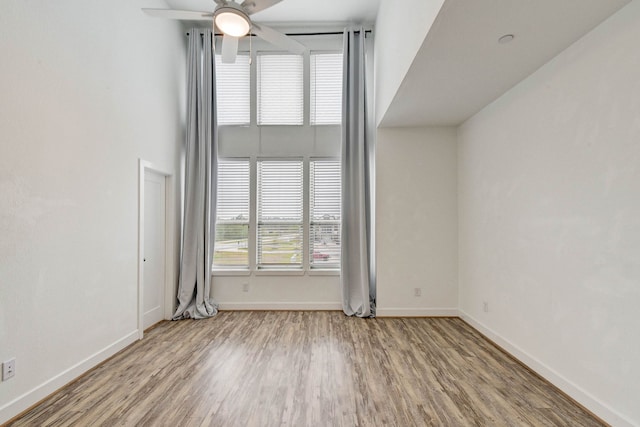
[
  {"xmin": 250, "ymin": 49, "xmax": 257, "ymax": 129},
  {"xmin": 257, "ymin": 159, "xmax": 304, "ymax": 269},
  {"xmin": 213, "ymin": 159, "xmax": 250, "ymax": 269},
  {"xmin": 303, "ymin": 50, "xmax": 310, "ymax": 127},
  {"xmin": 248, "ymin": 156, "xmax": 257, "ymax": 272},
  {"xmin": 302, "ymin": 157, "xmax": 310, "ymax": 271},
  {"xmin": 309, "ymin": 159, "xmax": 341, "ymax": 269}
]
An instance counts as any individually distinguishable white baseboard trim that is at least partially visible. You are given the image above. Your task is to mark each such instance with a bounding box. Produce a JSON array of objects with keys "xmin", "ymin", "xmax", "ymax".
[
  {"xmin": 0, "ymin": 330, "xmax": 139, "ymax": 425},
  {"xmin": 459, "ymin": 310, "xmax": 635, "ymax": 427},
  {"xmin": 376, "ymin": 308, "xmax": 459, "ymax": 317},
  {"xmin": 218, "ymin": 302, "xmax": 342, "ymax": 311}
]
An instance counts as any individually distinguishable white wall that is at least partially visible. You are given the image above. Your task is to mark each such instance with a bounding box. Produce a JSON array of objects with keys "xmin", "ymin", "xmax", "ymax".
[
  {"xmin": 458, "ymin": 2, "xmax": 640, "ymax": 425},
  {"xmin": 376, "ymin": 127, "xmax": 458, "ymax": 316},
  {"xmin": 0, "ymin": 1, "xmax": 185, "ymax": 422},
  {"xmin": 213, "ymin": 275, "xmax": 341, "ymax": 310},
  {"xmin": 374, "ymin": 0, "xmax": 445, "ymax": 125}
]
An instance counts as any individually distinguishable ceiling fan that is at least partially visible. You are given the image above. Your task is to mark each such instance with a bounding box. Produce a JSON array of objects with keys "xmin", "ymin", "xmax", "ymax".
[{"xmin": 142, "ymin": 0, "xmax": 307, "ymax": 64}]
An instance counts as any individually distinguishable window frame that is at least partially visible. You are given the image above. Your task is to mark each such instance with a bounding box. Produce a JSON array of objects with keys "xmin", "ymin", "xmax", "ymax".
[
  {"xmin": 309, "ymin": 158, "xmax": 341, "ymax": 270},
  {"xmin": 212, "ymin": 156, "xmax": 341, "ymax": 276},
  {"xmin": 310, "ymin": 51, "xmax": 344, "ymax": 126},
  {"xmin": 212, "ymin": 157, "xmax": 252, "ymax": 273},
  {"xmin": 214, "ymin": 46, "xmax": 343, "ymax": 128},
  {"xmin": 256, "ymin": 157, "xmax": 305, "ymax": 271},
  {"xmin": 214, "ymin": 53, "xmax": 251, "ymax": 127},
  {"xmin": 212, "ymin": 35, "xmax": 344, "ymax": 277},
  {"xmin": 256, "ymin": 52, "xmax": 305, "ymax": 126}
]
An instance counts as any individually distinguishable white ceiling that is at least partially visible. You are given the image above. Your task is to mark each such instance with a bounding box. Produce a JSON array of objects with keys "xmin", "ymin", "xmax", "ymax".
[
  {"xmin": 161, "ymin": 0, "xmax": 631, "ymax": 127},
  {"xmin": 380, "ymin": 0, "xmax": 631, "ymax": 126},
  {"xmin": 163, "ymin": 0, "xmax": 380, "ymax": 25}
]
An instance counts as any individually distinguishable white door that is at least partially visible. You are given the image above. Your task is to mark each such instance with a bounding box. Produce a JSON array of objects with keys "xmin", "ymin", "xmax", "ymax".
[{"xmin": 143, "ymin": 170, "xmax": 166, "ymax": 330}]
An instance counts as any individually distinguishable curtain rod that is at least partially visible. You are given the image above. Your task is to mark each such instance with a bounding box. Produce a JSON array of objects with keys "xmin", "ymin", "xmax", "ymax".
[
  {"xmin": 281, "ymin": 30, "xmax": 372, "ymax": 36},
  {"xmin": 186, "ymin": 30, "xmax": 372, "ymax": 36}
]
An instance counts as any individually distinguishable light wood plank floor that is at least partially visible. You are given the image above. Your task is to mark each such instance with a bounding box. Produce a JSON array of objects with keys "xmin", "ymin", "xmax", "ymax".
[{"xmin": 8, "ymin": 312, "xmax": 605, "ymax": 426}]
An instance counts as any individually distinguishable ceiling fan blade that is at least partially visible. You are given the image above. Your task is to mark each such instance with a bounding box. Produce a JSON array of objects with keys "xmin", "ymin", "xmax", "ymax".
[
  {"xmin": 252, "ymin": 23, "xmax": 306, "ymax": 55},
  {"xmin": 221, "ymin": 35, "xmax": 239, "ymax": 63},
  {"xmin": 241, "ymin": 0, "xmax": 283, "ymax": 15},
  {"xmin": 141, "ymin": 9, "xmax": 213, "ymax": 20}
]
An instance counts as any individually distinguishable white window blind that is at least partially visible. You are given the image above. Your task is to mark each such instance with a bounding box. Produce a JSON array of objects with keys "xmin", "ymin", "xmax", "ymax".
[
  {"xmin": 257, "ymin": 54, "xmax": 303, "ymax": 125},
  {"xmin": 310, "ymin": 160, "xmax": 341, "ymax": 268},
  {"xmin": 257, "ymin": 160, "xmax": 303, "ymax": 268},
  {"xmin": 310, "ymin": 53, "xmax": 343, "ymax": 125},
  {"xmin": 215, "ymin": 54, "xmax": 250, "ymax": 125},
  {"xmin": 213, "ymin": 160, "xmax": 250, "ymax": 268}
]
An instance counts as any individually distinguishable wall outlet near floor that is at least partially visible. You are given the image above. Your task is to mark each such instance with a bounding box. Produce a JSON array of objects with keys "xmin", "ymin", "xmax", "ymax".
[
  {"xmin": 414, "ymin": 288, "xmax": 422, "ymax": 297},
  {"xmin": 242, "ymin": 283, "xmax": 250, "ymax": 293},
  {"xmin": 483, "ymin": 301, "xmax": 489, "ymax": 313},
  {"xmin": 2, "ymin": 358, "xmax": 15, "ymax": 381}
]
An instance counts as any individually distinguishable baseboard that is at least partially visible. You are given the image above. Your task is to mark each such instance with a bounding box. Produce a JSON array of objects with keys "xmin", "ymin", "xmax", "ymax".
[
  {"xmin": 218, "ymin": 302, "xmax": 342, "ymax": 311},
  {"xmin": 459, "ymin": 310, "xmax": 635, "ymax": 427},
  {"xmin": 0, "ymin": 330, "xmax": 139, "ymax": 425},
  {"xmin": 376, "ymin": 307, "xmax": 459, "ymax": 317}
]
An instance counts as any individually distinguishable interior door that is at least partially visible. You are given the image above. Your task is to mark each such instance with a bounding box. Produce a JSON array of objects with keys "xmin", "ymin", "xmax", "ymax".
[{"xmin": 143, "ymin": 170, "xmax": 166, "ymax": 330}]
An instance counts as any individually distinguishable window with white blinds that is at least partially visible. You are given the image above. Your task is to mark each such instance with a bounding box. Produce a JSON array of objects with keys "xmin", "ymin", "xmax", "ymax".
[
  {"xmin": 310, "ymin": 53, "xmax": 343, "ymax": 125},
  {"xmin": 310, "ymin": 160, "xmax": 341, "ymax": 269},
  {"xmin": 257, "ymin": 54, "xmax": 304, "ymax": 125},
  {"xmin": 257, "ymin": 160, "xmax": 303, "ymax": 268},
  {"xmin": 213, "ymin": 160, "xmax": 250, "ymax": 268},
  {"xmin": 215, "ymin": 54, "xmax": 250, "ymax": 125}
]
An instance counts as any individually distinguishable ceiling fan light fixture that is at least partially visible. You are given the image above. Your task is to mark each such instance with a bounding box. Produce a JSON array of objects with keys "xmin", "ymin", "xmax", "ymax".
[{"xmin": 214, "ymin": 7, "xmax": 251, "ymax": 37}]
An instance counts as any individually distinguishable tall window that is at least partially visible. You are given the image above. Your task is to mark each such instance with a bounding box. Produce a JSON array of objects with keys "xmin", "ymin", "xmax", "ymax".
[
  {"xmin": 310, "ymin": 53, "xmax": 343, "ymax": 125},
  {"xmin": 213, "ymin": 45, "xmax": 343, "ymax": 275},
  {"xmin": 215, "ymin": 54, "xmax": 250, "ymax": 125},
  {"xmin": 216, "ymin": 51, "xmax": 341, "ymax": 126},
  {"xmin": 257, "ymin": 54, "xmax": 304, "ymax": 125},
  {"xmin": 310, "ymin": 160, "xmax": 341, "ymax": 268},
  {"xmin": 257, "ymin": 160, "xmax": 304, "ymax": 268},
  {"xmin": 213, "ymin": 160, "xmax": 250, "ymax": 268}
]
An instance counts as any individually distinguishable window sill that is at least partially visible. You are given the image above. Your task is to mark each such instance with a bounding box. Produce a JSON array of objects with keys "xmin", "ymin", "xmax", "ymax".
[
  {"xmin": 255, "ymin": 269, "xmax": 305, "ymax": 276},
  {"xmin": 308, "ymin": 269, "xmax": 340, "ymax": 276},
  {"xmin": 212, "ymin": 269, "xmax": 251, "ymax": 277},
  {"xmin": 210, "ymin": 269, "xmax": 340, "ymax": 277}
]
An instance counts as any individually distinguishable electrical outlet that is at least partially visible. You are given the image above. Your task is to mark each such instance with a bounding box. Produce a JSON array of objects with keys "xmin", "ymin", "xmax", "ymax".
[
  {"xmin": 483, "ymin": 301, "xmax": 489, "ymax": 313},
  {"xmin": 2, "ymin": 358, "xmax": 15, "ymax": 381},
  {"xmin": 414, "ymin": 288, "xmax": 422, "ymax": 297},
  {"xmin": 242, "ymin": 283, "xmax": 249, "ymax": 293}
]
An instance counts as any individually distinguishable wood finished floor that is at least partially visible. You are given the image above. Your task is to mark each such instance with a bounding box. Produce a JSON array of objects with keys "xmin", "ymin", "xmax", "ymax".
[{"xmin": 8, "ymin": 311, "xmax": 605, "ymax": 427}]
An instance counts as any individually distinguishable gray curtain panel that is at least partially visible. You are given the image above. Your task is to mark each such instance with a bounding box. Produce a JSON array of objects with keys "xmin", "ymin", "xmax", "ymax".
[
  {"xmin": 341, "ymin": 28, "xmax": 375, "ymax": 317},
  {"xmin": 173, "ymin": 29, "xmax": 219, "ymax": 320}
]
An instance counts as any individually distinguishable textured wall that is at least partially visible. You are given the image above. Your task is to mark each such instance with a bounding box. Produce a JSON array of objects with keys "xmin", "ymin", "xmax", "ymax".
[
  {"xmin": 376, "ymin": 126, "xmax": 458, "ymax": 316},
  {"xmin": 0, "ymin": 1, "xmax": 185, "ymax": 421},
  {"xmin": 458, "ymin": 2, "xmax": 640, "ymax": 425}
]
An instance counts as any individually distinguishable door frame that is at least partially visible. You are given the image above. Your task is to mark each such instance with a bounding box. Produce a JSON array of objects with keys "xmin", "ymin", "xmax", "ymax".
[{"xmin": 138, "ymin": 159, "xmax": 174, "ymax": 340}]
